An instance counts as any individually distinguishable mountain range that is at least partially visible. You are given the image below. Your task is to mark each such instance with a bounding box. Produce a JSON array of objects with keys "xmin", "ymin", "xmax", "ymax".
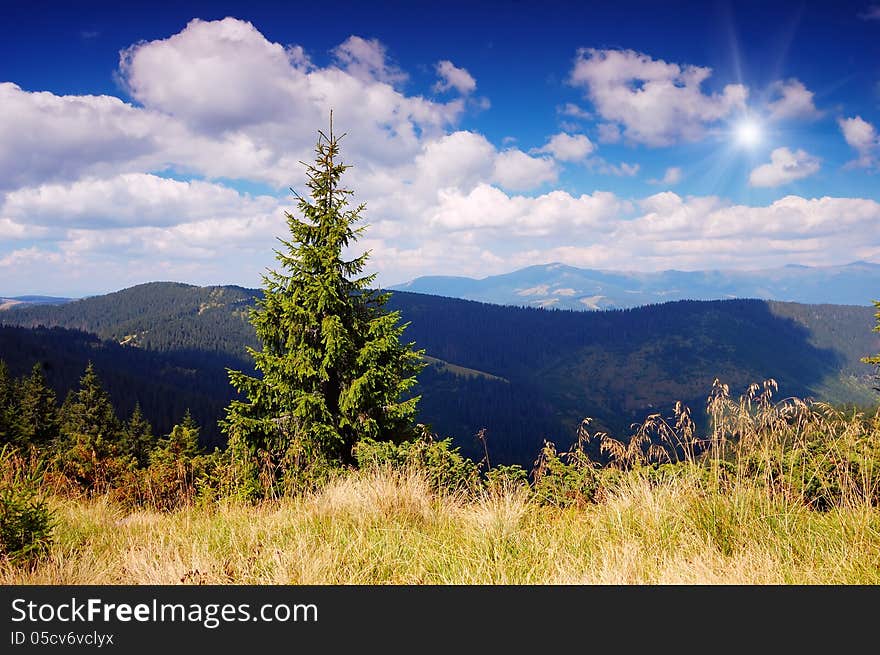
[
  {"xmin": 1, "ymin": 282, "xmax": 878, "ymax": 465},
  {"xmin": 391, "ymin": 261, "xmax": 880, "ymax": 311}
]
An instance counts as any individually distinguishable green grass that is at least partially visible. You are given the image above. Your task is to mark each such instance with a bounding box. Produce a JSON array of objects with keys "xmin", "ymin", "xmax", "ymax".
[{"xmin": 422, "ymin": 355, "xmax": 508, "ymax": 382}]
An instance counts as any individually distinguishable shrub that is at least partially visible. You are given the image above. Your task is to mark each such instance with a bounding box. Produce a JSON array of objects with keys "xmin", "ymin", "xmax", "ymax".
[
  {"xmin": 52, "ymin": 432, "xmax": 135, "ymax": 495},
  {"xmin": 531, "ymin": 441, "xmax": 601, "ymax": 507},
  {"xmin": 354, "ymin": 432, "xmax": 481, "ymax": 494},
  {"xmin": 101, "ymin": 423, "xmax": 228, "ymax": 510},
  {"xmin": 485, "ymin": 464, "xmax": 529, "ymax": 493},
  {"xmin": 0, "ymin": 446, "xmax": 53, "ymax": 565}
]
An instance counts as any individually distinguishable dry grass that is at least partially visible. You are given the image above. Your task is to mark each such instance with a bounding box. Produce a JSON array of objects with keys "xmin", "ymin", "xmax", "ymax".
[
  {"xmin": 5, "ymin": 380, "xmax": 880, "ymax": 584},
  {"xmin": 4, "ymin": 466, "xmax": 879, "ymax": 585}
]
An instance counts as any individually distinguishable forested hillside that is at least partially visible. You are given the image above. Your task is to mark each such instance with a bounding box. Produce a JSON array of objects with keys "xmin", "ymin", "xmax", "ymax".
[
  {"xmin": 0, "ymin": 324, "xmax": 235, "ymax": 450},
  {"xmin": 3, "ymin": 283, "xmax": 878, "ymax": 464}
]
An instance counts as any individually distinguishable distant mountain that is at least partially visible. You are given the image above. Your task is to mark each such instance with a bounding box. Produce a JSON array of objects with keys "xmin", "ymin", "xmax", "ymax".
[
  {"xmin": 391, "ymin": 261, "xmax": 880, "ymax": 310},
  {"xmin": 0, "ymin": 295, "xmax": 73, "ymax": 311},
  {"xmin": 3, "ymin": 282, "xmax": 878, "ymax": 465}
]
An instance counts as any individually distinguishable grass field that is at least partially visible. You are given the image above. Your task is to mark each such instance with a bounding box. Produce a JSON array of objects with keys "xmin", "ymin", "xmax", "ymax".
[
  {"xmin": 4, "ymin": 379, "xmax": 880, "ymax": 584},
  {"xmin": 4, "ymin": 465, "xmax": 879, "ymax": 585}
]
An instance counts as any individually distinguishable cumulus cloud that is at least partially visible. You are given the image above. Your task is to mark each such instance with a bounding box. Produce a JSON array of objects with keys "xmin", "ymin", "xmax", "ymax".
[
  {"xmin": 410, "ymin": 130, "xmax": 495, "ymax": 192},
  {"xmin": 433, "ymin": 60, "xmax": 477, "ymax": 95},
  {"xmin": 569, "ymin": 48, "xmax": 747, "ymax": 146},
  {"xmin": 2, "ymin": 19, "xmax": 468, "ymax": 192},
  {"xmin": 839, "ymin": 116, "xmax": 879, "ymax": 168},
  {"xmin": 392, "ymin": 190, "xmax": 880, "ymax": 280},
  {"xmin": 491, "ymin": 149, "xmax": 558, "ymax": 190},
  {"xmin": 5, "ymin": 174, "xmax": 880, "ymax": 294},
  {"xmin": 1, "ymin": 174, "xmax": 281, "ymax": 229},
  {"xmin": 397, "ymin": 130, "xmax": 557, "ymax": 195},
  {"xmin": 749, "ymin": 147, "xmax": 820, "ymax": 187},
  {"xmin": 0, "ymin": 83, "xmax": 172, "ymax": 190},
  {"xmin": 426, "ymin": 184, "xmax": 625, "ymax": 236},
  {"xmin": 120, "ymin": 18, "xmax": 312, "ymax": 133},
  {"xmin": 532, "ymin": 132, "xmax": 595, "ymax": 162},
  {"xmin": 766, "ymin": 79, "xmax": 821, "ymax": 120},
  {"xmin": 331, "ymin": 35, "xmax": 407, "ymax": 85}
]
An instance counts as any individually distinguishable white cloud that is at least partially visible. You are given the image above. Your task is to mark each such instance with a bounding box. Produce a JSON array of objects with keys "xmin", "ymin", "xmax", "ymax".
[
  {"xmin": 394, "ymin": 191, "xmax": 880, "ymax": 280},
  {"xmin": 569, "ymin": 48, "xmax": 747, "ymax": 146},
  {"xmin": 532, "ymin": 132, "xmax": 595, "ymax": 162},
  {"xmin": 633, "ymin": 193, "xmax": 879, "ymax": 241},
  {"xmin": 662, "ymin": 167, "xmax": 682, "ymax": 185},
  {"xmin": 839, "ymin": 116, "xmax": 879, "ymax": 168},
  {"xmin": 426, "ymin": 184, "xmax": 625, "ymax": 236},
  {"xmin": 1, "ymin": 174, "xmax": 281, "ymax": 229},
  {"xmin": 0, "ymin": 218, "xmax": 47, "ymax": 240},
  {"xmin": 5, "ymin": 171, "xmax": 880, "ymax": 294},
  {"xmin": 433, "ymin": 60, "xmax": 477, "ymax": 95},
  {"xmin": 120, "ymin": 17, "xmax": 312, "ymax": 133},
  {"xmin": 649, "ymin": 166, "xmax": 682, "ymax": 185},
  {"xmin": 596, "ymin": 123, "xmax": 621, "ymax": 144},
  {"xmin": 331, "ymin": 35, "xmax": 407, "ymax": 86},
  {"xmin": 557, "ymin": 102, "xmax": 592, "ymax": 119},
  {"xmin": 749, "ymin": 147, "xmax": 820, "ymax": 187},
  {"xmin": 0, "ymin": 83, "xmax": 173, "ymax": 190},
  {"xmin": 412, "ymin": 131, "xmax": 495, "ymax": 190},
  {"xmin": 597, "ymin": 161, "xmax": 640, "ymax": 177},
  {"xmin": 766, "ymin": 79, "xmax": 821, "ymax": 120},
  {"xmin": 2, "ymin": 19, "xmax": 468, "ymax": 192},
  {"xmin": 491, "ymin": 150, "xmax": 558, "ymax": 191},
  {"xmin": 2, "ymin": 18, "xmax": 879, "ymax": 296}
]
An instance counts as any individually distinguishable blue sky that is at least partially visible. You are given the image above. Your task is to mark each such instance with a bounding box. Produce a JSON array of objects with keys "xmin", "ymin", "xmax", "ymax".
[{"xmin": 1, "ymin": 0, "xmax": 879, "ymax": 296}]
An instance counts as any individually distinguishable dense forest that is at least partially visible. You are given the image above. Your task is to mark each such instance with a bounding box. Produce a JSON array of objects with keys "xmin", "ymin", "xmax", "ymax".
[
  {"xmin": 0, "ymin": 324, "xmax": 233, "ymax": 450},
  {"xmin": 2, "ymin": 284, "xmax": 878, "ymax": 465}
]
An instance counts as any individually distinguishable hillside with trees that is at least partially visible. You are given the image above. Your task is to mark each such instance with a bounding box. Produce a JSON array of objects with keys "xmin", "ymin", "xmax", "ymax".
[{"xmin": 3, "ymin": 287, "xmax": 877, "ymax": 465}]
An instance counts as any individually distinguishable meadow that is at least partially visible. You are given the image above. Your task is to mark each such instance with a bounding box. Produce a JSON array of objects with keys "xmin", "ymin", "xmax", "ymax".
[{"xmin": 4, "ymin": 380, "xmax": 880, "ymax": 585}]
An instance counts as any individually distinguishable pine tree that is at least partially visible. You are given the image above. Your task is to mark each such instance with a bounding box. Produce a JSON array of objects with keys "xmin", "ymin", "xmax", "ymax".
[
  {"xmin": 222, "ymin": 117, "xmax": 424, "ymax": 476},
  {"xmin": 60, "ymin": 362, "xmax": 121, "ymax": 457},
  {"xmin": 55, "ymin": 364, "xmax": 128, "ymax": 490},
  {"xmin": 17, "ymin": 363, "xmax": 58, "ymax": 447},
  {"xmin": 122, "ymin": 402, "xmax": 155, "ymax": 467},
  {"xmin": 180, "ymin": 408, "xmax": 199, "ymax": 435},
  {"xmin": 150, "ymin": 423, "xmax": 201, "ymax": 467}
]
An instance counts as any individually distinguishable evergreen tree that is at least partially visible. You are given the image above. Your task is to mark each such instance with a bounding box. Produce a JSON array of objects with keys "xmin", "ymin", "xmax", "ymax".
[
  {"xmin": 222, "ymin": 118, "xmax": 424, "ymax": 474},
  {"xmin": 180, "ymin": 408, "xmax": 199, "ymax": 435},
  {"xmin": 150, "ymin": 423, "xmax": 201, "ymax": 467},
  {"xmin": 60, "ymin": 362, "xmax": 121, "ymax": 457},
  {"xmin": 17, "ymin": 363, "xmax": 58, "ymax": 447},
  {"xmin": 122, "ymin": 402, "xmax": 155, "ymax": 467},
  {"xmin": 0, "ymin": 360, "xmax": 17, "ymax": 446}
]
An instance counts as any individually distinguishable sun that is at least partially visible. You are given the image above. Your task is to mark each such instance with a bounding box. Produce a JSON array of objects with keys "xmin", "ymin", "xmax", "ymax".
[{"xmin": 734, "ymin": 119, "xmax": 763, "ymax": 148}]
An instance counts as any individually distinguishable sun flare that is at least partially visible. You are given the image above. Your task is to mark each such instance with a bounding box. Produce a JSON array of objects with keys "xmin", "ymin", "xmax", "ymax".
[{"xmin": 735, "ymin": 119, "xmax": 763, "ymax": 148}]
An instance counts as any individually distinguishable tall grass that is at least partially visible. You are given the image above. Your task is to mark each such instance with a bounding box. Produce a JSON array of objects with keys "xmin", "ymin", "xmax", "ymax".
[
  {"xmin": 3, "ymin": 467, "xmax": 879, "ymax": 584},
  {"xmin": 3, "ymin": 380, "xmax": 880, "ymax": 584}
]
